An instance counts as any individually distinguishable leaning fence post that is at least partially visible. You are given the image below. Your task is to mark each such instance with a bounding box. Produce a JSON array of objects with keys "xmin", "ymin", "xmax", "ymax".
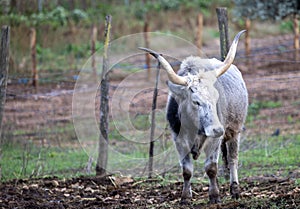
[
  {"xmin": 216, "ymin": 7, "xmax": 229, "ymax": 61},
  {"xmin": 96, "ymin": 15, "xmax": 112, "ymax": 176},
  {"xmin": 148, "ymin": 61, "xmax": 160, "ymax": 179},
  {"xmin": 0, "ymin": 25, "xmax": 10, "ymax": 180}
]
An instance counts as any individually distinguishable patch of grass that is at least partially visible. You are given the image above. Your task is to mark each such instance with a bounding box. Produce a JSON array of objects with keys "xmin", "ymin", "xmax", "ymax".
[
  {"xmin": 287, "ymin": 115, "xmax": 294, "ymax": 124},
  {"xmin": 239, "ymin": 134, "xmax": 300, "ymax": 178},
  {"xmin": 1, "ymin": 141, "xmax": 89, "ymax": 181},
  {"xmin": 248, "ymin": 100, "xmax": 282, "ymax": 116},
  {"xmin": 131, "ymin": 114, "xmax": 151, "ymax": 131},
  {"xmin": 246, "ymin": 100, "xmax": 282, "ymax": 123}
]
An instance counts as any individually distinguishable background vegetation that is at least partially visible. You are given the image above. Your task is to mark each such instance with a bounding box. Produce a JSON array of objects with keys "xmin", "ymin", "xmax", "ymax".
[{"xmin": 0, "ymin": 0, "xmax": 297, "ymax": 77}]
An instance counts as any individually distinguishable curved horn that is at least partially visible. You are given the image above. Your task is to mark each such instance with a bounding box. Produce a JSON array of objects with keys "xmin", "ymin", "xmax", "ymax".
[
  {"xmin": 215, "ymin": 30, "xmax": 246, "ymax": 77},
  {"xmin": 138, "ymin": 47, "xmax": 188, "ymax": 86}
]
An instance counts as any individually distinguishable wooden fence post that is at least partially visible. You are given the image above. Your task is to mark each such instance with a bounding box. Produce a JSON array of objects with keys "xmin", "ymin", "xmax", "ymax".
[
  {"xmin": 216, "ymin": 7, "xmax": 229, "ymax": 61},
  {"xmin": 96, "ymin": 15, "xmax": 112, "ymax": 176},
  {"xmin": 148, "ymin": 61, "xmax": 160, "ymax": 179},
  {"xmin": 196, "ymin": 13, "xmax": 203, "ymax": 56},
  {"xmin": 0, "ymin": 25, "xmax": 10, "ymax": 180},
  {"xmin": 91, "ymin": 24, "xmax": 98, "ymax": 78},
  {"xmin": 30, "ymin": 27, "xmax": 38, "ymax": 89}
]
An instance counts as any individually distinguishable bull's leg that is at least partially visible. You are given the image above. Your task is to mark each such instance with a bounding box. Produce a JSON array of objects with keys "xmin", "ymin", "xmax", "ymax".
[
  {"xmin": 204, "ymin": 137, "xmax": 222, "ymax": 204},
  {"xmin": 174, "ymin": 133, "xmax": 194, "ymax": 201},
  {"xmin": 181, "ymin": 155, "xmax": 193, "ymax": 200},
  {"xmin": 226, "ymin": 133, "xmax": 240, "ymax": 199},
  {"xmin": 221, "ymin": 139, "xmax": 230, "ymax": 179}
]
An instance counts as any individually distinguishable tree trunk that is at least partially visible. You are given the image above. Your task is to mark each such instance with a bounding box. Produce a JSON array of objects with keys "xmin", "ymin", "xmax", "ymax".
[
  {"xmin": 216, "ymin": 7, "xmax": 229, "ymax": 61},
  {"xmin": 0, "ymin": 26, "xmax": 10, "ymax": 180},
  {"xmin": 96, "ymin": 15, "xmax": 112, "ymax": 177}
]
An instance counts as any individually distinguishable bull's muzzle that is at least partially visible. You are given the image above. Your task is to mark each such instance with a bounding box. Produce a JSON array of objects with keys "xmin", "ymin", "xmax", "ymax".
[{"xmin": 205, "ymin": 126, "xmax": 224, "ymax": 138}]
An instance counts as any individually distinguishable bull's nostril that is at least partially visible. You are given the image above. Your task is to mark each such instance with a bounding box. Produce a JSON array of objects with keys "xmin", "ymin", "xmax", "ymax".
[{"xmin": 213, "ymin": 127, "xmax": 224, "ymax": 137}]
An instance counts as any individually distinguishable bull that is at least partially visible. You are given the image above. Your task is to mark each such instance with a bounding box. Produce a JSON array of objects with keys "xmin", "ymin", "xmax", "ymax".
[{"xmin": 139, "ymin": 30, "xmax": 248, "ymax": 203}]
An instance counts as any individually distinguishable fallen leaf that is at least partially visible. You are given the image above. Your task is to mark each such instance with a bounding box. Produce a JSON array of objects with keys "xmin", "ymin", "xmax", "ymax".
[{"xmin": 52, "ymin": 180, "xmax": 59, "ymax": 187}]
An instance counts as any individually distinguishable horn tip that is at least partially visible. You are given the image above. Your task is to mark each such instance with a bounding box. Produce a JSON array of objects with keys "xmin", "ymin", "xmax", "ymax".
[
  {"xmin": 138, "ymin": 47, "xmax": 159, "ymax": 58},
  {"xmin": 233, "ymin": 30, "xmax": 246, "ymax": 43}
]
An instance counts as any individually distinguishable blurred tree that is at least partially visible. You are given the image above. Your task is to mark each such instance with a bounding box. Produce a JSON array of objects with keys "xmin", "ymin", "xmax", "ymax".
[
  {"xmin": 233, "ymin": 0, "xmax": 300, "ymax": 56},
  {"xmin": 0, "ymin": 0, "xmax": 10, "ymax": 15},
  {"xmin": 233, "ymin": 0, "xmax": 299, "ymax": 21}
]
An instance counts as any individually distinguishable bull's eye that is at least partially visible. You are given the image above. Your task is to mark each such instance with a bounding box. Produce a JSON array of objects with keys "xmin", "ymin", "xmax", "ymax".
[{"xmin": 193, "ymin": 100, "xmax": 201, "ymax": 106}]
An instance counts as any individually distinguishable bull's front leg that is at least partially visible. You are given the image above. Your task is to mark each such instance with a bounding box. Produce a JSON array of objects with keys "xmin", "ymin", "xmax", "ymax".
[
  {"xmin": 181, "ymin": 155, "xmax": 193, "ymax": 201},
  {"xmin": 204, "ymin": 137, "xmax": 222, "ymax": 204},
  {"xmin": 174, "ymin": 132, "xmax": 195, "ymax": 202}
]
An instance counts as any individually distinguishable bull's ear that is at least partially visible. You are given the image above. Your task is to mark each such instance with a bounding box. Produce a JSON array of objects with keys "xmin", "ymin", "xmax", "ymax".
[{"xmin": 167, "ymin": 81, "xmax": 187, "ymax": 99}]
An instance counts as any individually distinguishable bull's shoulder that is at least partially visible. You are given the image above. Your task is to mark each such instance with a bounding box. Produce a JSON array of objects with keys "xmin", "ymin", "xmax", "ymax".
[{"xmin": 166, "ymin": 96, "xmax": 181, "ymax": 135}]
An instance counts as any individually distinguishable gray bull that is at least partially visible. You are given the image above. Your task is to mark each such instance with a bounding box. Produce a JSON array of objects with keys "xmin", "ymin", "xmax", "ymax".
[{"xmin": 139, "ymin": 30, "xmax": 248, "ymax": 204}]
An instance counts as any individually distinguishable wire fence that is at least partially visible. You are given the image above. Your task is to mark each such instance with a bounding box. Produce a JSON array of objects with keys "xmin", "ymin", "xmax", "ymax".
[{"xmin": 2, "ymin": 33, "xmax": 300, "ymax": 180}]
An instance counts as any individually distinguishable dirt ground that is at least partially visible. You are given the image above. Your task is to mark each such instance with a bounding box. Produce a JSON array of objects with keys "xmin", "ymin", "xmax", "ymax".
[
  {"xmin": 1, "ymin": 34, "xmax": 300, "ymax": 208},
  {"xmin": 0, "ymin": 174, "xmax": 299, "ymax": 209}
]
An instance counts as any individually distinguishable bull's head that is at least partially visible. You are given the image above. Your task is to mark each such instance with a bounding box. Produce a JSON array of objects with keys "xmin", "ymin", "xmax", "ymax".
[{"xmin": 139, "ymin": 30, "xmax": 245, "ymax": 138}]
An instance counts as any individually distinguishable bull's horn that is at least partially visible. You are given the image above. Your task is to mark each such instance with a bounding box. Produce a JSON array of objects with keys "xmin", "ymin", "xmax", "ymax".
[
  {"xmin": 215, "ymin": 30, "xmax": 246, "ymax": 77},
  {"xmin": 138, "ymin": 47, "xmax": 188, "ymax": 86}
]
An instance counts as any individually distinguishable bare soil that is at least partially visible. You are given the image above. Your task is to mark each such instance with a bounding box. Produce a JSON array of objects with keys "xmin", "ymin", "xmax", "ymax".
[{"xmin": 1, "ymin": 174, "xmax": 299, "ymax": 209}]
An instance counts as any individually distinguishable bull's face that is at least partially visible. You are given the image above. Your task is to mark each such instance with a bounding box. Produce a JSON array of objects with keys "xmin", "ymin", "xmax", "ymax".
[{"xmin": 168, "ymin": 72, "xmax": 224, "ymax": 138}]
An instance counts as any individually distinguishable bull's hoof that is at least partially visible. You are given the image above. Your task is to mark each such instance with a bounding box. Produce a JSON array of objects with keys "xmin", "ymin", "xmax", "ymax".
[
  {"xmin": 180, "ymin": 198, "xmax": 191, "ymax": 205},
  {"xmin": 230, "ymin": 182, "xmax": 240, "ymax": 199},
  {"xmin": 181, "ymin": 189, "xmax": 192, "ymax": 200},
  {"xmin": 209, "ymin": 194, "xmax": 221, "ymax": 204}
]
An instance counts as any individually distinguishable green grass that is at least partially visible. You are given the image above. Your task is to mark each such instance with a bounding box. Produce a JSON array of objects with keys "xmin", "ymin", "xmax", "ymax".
[
  {"xmin": 2, "ymin": 131, "xmax": 299, "ymax": 182},
  {"xmin": 248, "ymin": 100, "xmax": 282, "ymax": 116},
  {"xmin": 239, "ymin": 134, "xmax": 300, "ymax": 178},
  {"xmin": 1, "ymin": 141, "xmax": 89, "ymax": 181},
  {"xmin": 246, "ymin": 100, "xmax": 282, "ymax": 124},
  {"xmin": 191, "ymin": 133, "xmax": 299, "ymax": 182}
]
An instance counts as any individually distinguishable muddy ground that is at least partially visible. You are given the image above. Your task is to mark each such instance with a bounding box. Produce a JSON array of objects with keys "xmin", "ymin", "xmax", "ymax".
[
  {"xmin": 1, "ymin": 34, "xmax": 300, "ymax": 208},
  {"xmin": 0, "ymin": 174, "xmax": 299, "ymax": 209}
]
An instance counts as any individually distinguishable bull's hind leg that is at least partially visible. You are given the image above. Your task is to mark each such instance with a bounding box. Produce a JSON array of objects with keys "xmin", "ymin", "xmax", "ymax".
[
  {"xmin": 204, "ymin": 137, "xmax": 222, "ymax": 204},
  {"xmin": 226, "ymin": 131, "xmax": 241, "ymax": 199}
]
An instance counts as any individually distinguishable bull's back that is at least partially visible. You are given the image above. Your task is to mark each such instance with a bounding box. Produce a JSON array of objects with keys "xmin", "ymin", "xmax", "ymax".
[{"xmin": 217, "ymin": 65, "xmax": 248, "ymax": 128}]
